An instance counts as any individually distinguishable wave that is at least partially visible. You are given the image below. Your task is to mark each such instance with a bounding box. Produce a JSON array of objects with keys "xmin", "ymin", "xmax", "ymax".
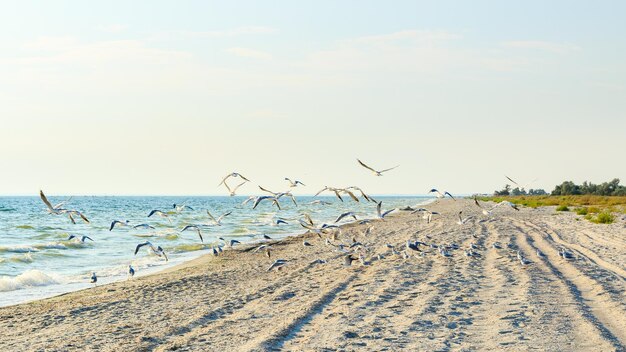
[
  {"xmin": 0, "ymin": 206, "xmax": 16, "ymax": 212},
  {"xmin": 0, "ymin": 270, "xmax": 62, "ymax": 292}
]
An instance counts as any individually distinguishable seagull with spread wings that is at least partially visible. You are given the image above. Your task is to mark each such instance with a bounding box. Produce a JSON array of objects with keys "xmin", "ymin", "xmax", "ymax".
[
  {"xmin": 357, "ymin": 159, "xmax": 399, "ymax": 176},
  {"xmin": 39, "ymin": 190, "xmax": 90, "ymax": 224},
  {"xmin": 206, "ymin": 210, "xmax": 233, "ymax": 226},
  {"xmin": 218, "ymin": 172, "xmax": 250, "ymax": 186},
  {"xmin": 429, "ymin": 189, "xmax": 456, "ymax": 200},
  {"xmin": 134, "ymin": 241, "xmax": 168, "ymax": 261}
]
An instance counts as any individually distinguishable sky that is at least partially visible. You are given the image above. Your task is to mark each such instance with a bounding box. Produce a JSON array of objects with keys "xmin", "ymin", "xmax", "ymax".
[{"xmin": 0, "ymin": 1, "xmax": 625, "ymax": 196}]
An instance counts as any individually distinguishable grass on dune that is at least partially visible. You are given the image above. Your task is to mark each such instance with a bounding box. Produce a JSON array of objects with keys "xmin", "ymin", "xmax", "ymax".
[{"xmin": 477, "ymin": 195, "xmax": 626, "ymax": 224}]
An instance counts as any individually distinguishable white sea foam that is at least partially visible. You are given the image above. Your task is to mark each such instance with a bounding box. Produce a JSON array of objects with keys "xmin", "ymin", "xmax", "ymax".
[{"xmin": 0, "ymin": 270, "xmax": 63, "ymax": 292}]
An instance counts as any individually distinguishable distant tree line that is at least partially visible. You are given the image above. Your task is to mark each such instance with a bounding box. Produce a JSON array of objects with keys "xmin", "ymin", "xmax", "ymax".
[
  {"xmin": 494, "ymin": 185, "xmax": 547, "ymax": 196},
  {"xmin": 551, "ymin": 178, "xmax": 626, "ymax": 196},
  {"xmin": 493, "ymin": 178, "xmax": 626, "ymax": 196}
]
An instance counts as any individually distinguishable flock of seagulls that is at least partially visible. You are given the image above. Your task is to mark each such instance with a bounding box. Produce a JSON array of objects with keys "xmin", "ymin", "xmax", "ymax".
[{"xmin": 38, "ymin": 161, "xmax": 545, "ymax": 287}]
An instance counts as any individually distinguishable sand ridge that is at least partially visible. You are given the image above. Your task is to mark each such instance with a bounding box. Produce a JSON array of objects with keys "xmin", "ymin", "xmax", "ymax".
[{"xmin": 0, "ymin": 199, "xmax": 624, "ymax": 351}]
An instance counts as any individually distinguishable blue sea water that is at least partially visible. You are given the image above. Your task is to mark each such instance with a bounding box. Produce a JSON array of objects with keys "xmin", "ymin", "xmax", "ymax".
[{"xmin": 0, "ymin": 195, "xmax": 430, "ymax": 306}]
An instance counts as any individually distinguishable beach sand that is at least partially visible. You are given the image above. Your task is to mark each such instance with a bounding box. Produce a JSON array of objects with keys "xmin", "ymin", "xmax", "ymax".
[{"xmin": 0, "ymin": 199, "xmax": 624, "ymax": 351}]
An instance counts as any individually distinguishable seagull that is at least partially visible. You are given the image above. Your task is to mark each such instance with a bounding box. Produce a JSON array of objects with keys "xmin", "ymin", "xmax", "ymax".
[
  {"xmin": 314, "ymin": 187, "xmax": 359, "ymax": 202},
  {"xmin": 147, "ymin": 210, "xmax": 172, "ymax": 224},
  {"xmin": 411, "ymin": 208, "xmax": 440, "ymax": 223},
  {"xmin": 90, "ymin": 272, "xmax": 97, "ymax": 285},
  {"xmin": 335, "ymin": 212, "xmax": 358, "ymax": 223},
  {"xmin": 219, "ymin": 237, "xmax": 241, "ymax": 247},
  {"xmin": 346, "ymin": 186, "xmax": 376, "ymax": 202},
  {"xmin": 357, "ymin": 159, "xmax": 399, "ymax": 176},
  {"xmin": 262, "ymin": 234, "xmax": 272, "ymax": 240},
  {"xmin": 267, "ymin": 259, "xmax": 287, "ymax": 271},
  {"xmin": 493, "ymin": 201, "xmax": 520, "ymax": 211},
  {"xmin": 274, "ymin": 218, "xmax": 288, "ymax": 226},
  {"xmin": 133, "ymin": 223, "xmax": 155, "ymax": 230},
  {"xmin": 224, "ymin": 180, "xmax": 247, "ymax": 196},
  {"xmin": 172, "ymin": 203, "xmax": 194, "ymax": 212},
  {"xmin": 505, "ymin": 175, "xmax": 539, "ymax": 191},
  {"xmin": 406, "ymin": 240, "xmax": 420, "ymax": 251},
  {"xmin": 206, "ymin": 210, "xmax": 233, "ymax": 226},
  {"xmin": 39, "ymin": 190, "xmax": 90, "ymax": 224},
  {"xmin": 252, "ymin": 195, "xmax": 281, "ymax": 210},
  {"xmin": 181, "ymin": 225, "xmax": 204, "ymax": 242},
  {"xmin": 67, "ymin": 234, "xmax": 94, "ymax": 243},
  {"xmin": 218, "ymin": 172, "xmax": 250, "ymax": 186},
  {"xmin": 211, "ymin": 247, "xmax": 219, "ymax": 256},
  {"xmin": 110, "ymin": 220, "xmax": 130, "ymax": 231},
  {"xmin": 456, "ymin": 211, "xmax": 472, "ymax": 226},
  {"xmin": 377, "ymin": 201, "xmax": 395, "ymax": 220},
  {"xmin": 303, "ymin": 241, "xmax": 313, "ymax": 247},
  {"xmin": 258, "ymin": 186, "xmax": 298, "ymax": 207},
  {"xmin": 429, "ymin": 189, "xmax": 456, "ymax": 200},
  {"xmin": 344, "ymin": 254, "xmax": 358, "ymax": 266},
  {"xmin": 285, "ymin": 178, "xmax": 306, "ymax": 187},
  {"xmin": 134, "ymin": 241, "xmax": 168, "ymax": 261},
  {"xmin": 128, "ymin": 265, "xmax": 135, "ymax": 278}
]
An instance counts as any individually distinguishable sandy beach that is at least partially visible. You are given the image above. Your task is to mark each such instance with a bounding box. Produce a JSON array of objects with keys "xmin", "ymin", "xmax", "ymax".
[{"xmin": 0, "ymin": 199, "xmax": 624, "ymax": 351}]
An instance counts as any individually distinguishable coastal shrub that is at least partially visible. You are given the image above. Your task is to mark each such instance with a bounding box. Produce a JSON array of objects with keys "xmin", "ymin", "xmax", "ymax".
[
  {"xmin": 587, "ymin": 206, "xmax": 601, "ymax": 214},
  {"xmin": 590, "ymin": 212, "xmax": 614, "ymax": 224},
  {"xmin": 556, "ymin": 205, "xmax": 569, "ymax": 211},
  {"xmin": 575, "ymin": 208, "xmax": 588, "ymax": 215}
]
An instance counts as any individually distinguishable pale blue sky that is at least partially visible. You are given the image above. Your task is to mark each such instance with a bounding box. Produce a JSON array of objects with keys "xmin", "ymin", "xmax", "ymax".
[{"xmin": 0, "ymin": 1, "xmax": 624, "ymax": 195}]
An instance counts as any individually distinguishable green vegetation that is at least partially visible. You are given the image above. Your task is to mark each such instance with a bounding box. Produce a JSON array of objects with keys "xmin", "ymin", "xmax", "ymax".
[
  {"xmin": 575, "ymin": 207, "xmax": 588, "ymax": 215},
  {"xmin": 556, "ymin": 205, "xmax": 569, "ymax": 211},
  {"xmin": 551, "ymin": 178, "xmax": 626, "ymax": 196},
  {"xmin": 476, "ymin": 195, "xmax": 626, "ymax": 224},
  {"xmin": 589, "ymin": 212, "xmax": 615, "ymax": 224}
]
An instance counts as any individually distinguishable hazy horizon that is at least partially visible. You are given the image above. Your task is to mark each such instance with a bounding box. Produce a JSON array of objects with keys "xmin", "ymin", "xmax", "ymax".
[{"xmin": 1, "ymin": 1, "xmax": 624, "ymax": 196}]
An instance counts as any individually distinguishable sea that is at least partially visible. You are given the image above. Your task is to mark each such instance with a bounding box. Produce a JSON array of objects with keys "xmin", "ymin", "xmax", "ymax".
[{"xmin": 0, "ymin": 195, "xmax": 431, "ymax": 307}]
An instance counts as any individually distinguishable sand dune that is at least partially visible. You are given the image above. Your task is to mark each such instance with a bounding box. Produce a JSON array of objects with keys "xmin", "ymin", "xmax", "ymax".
[{"xmin": 0, "ymin": 199, "xmax": 624, "ymax": 351}]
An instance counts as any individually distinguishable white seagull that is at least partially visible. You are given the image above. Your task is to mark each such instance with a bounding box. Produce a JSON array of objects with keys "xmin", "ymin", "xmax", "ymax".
[
  {"xmin": 357, "ymin": 159, "xmax": 399, "ymax": 176},
  {"xmin": 67, "ymin": 234, "xmax": 94, "ymax": 243},
  {"xmin": 39, "ymin": 190, "xmax": 90, "ymax": 224},
  {"xmin": 429, "ymin": 189, "xmax": 456, "ymax": 200},
  {"xmin": 285, "ymin": 178, "xmax": 305, "ymax": 187},
  {"xmin": 134, "ymin": 241, "xmax": 168, "ymax": 261},
  {"xmin": 218, "ymin": 172, "xmax": 250, "ymax": 186},
  {"xmin": 110, "ymin": 220, "xmax": 130, "ymax": 231},
  {"xmin": 377, "ymin": 201, "xmax": 396, "ymax": 220},
  {"xmin": 181, "ymin": 225, "xmax": 204, "ymax": 242},
  {"xmin": 147, "ymin": 209, "xmax": 172, "ymax": 224},
  {"xmin": 224, "ymin": 181, "xmax": 247, "ymax": 196},
  {"xmin": 206, "ymin": 210, "xmax": 233, "ymax": 226}
]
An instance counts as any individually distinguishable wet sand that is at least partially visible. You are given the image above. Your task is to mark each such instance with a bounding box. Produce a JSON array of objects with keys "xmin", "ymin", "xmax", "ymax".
[{"xmin": 0, "ymin": 199, "xmax": 624, "ymax": 351}]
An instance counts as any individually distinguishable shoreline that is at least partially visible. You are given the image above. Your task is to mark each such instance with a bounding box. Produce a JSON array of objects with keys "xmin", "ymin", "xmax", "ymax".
[{"xmin": 1, "ymin": 199, "xmax": 624, "ymax": 351}]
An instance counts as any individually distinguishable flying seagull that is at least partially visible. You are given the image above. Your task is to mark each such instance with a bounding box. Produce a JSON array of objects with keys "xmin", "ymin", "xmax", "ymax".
[
  {"xmin": 181, "ymin": 225, "xmax": 204, "ymax": 242},
  {"xmin": 285, "ymin": 178, "xmax": 306, "ymax": 187},
  {"xmin": 224, "ymin": 181, "xmax": 247, "ymax": 196},
  {"xmin": 67, "ymin": 234, "xmax": 94, "ymax": 243},
  {"xmin": 335, "ymin": 211, "xmax": 358, "ymax": 223},
  {"xmin": 147, "ymin": 209, "xmax": 172, "ymax": 224},
  {"xmin": 456, "ymin": 211, "xmax": 472, "ymax": 226},
  {"xmin": 206, "ymin": 210, "xmax": 233, "ymax": 226},
  {"xmin": 267, "ymin": 259, "xmax": 287, "ymax": 271},
  {"xmin": 133, "ymin": 223, "xmax": 155, "ymax": 230},
  {"xmin": 173, "ymin": 203, "xmax": 194, "ymax": 212},
  {"xmin": 218, "ymin": 172, "xmax": 250, "ymax": 186},
  {"xmin": 134, "ymin": 241, "xmax": 168, "ymax": 261},
  {"xmin": 357, "ymin": 159, "xmax": 399, "ymax": 176},
  {"xmin": 39, "ymin": 190, "xmax": 90, "ymax": 224},
  {"xmin": 411, "ymin": 208, "xmax": 439, "ymax": 223},
  {"xmin": 110, "ymin": 220, "xmax": 130, "ymax": 231},
  {"xmin": 429, "ymin": 189, "xmax": 456, "ymax": 200},
  {"xmin": 377, "ymin": 201, "xmax": 395, "ymax": 220}
]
